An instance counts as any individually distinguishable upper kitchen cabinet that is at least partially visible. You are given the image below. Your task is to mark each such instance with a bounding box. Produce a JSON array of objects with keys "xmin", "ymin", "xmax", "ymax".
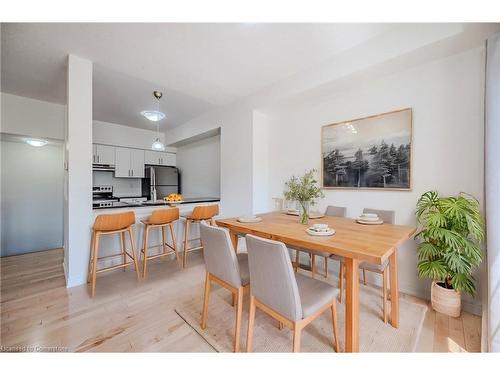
[
  {"xmin": 93, "ymin": 144, "xmax": 115, "ymax": 165},
  {"xmin": 115, "ymin": 147, "xmax": 145, "ymax": 178},
  {"xmin": 144, "ymin": 150, "xmax": 176, "ymax": 166}
]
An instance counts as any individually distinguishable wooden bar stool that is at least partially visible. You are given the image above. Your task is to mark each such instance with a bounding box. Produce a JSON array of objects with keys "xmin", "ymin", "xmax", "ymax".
[
  {"xmin": 88, "ymin": 211, "xmax": 141, "ymax": 297},
  {"xmin": 140, "ymin": 207, "xmax": 181, "ymax": 279},
  {"xmin": 182, "ymin": 204, "xmax": 219, "ymax": 268}
]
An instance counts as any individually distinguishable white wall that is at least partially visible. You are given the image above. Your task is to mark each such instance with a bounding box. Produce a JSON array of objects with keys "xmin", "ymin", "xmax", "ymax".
[
  {"xmin": 1, "ymin": 93, "xmax": 65, "ymax": 139},
  {"xmin": 1, "ymin": 140, "xmax": 64, "ymax": 256},
  {"xmin": 264, "ymin": 47, "xmax": 486, "ymax": 314},
  {"xmin": 486, "ymin": 33, "xmax": 500, "ymax": 352},
  {"xmin": 252, "ymin": 111, "xmax": 270, "ymax": 214},
  {"xmin": 167, "ymin": 107, "xmax": 254, "ymax": 217},
  {"xmin": 176, "ymin": 134, "xmax": 220, "ymax": 198},
  {"xmin": 93, "ymin": 120, "xmax": 173, "ymax": 151},
  {"xmin": 92, "ymin": 171, "xmax": 142, "ymax": 197}
]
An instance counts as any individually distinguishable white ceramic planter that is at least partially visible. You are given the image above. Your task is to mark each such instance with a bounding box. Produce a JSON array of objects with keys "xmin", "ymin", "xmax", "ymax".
[{"xmin": 431, "ymin": 280, "xmax": 461, "ymax": 317}]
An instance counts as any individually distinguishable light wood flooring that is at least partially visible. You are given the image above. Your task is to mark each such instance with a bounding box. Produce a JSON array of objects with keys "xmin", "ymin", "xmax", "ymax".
[{"xmin": 0, "ymin": 248, "xmax": 481, "ymax": 352}]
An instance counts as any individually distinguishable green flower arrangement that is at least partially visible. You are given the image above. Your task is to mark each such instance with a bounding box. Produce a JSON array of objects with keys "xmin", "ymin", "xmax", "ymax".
[{"xmin": 284, "ymin": 169, "xmax": 324, "ymax": 224}]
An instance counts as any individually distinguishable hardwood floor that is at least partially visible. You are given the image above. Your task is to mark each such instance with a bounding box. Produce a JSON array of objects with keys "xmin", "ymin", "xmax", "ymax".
[{"xmin": 0, "ymin": 248, "xmax": 481, "ymax": 352}]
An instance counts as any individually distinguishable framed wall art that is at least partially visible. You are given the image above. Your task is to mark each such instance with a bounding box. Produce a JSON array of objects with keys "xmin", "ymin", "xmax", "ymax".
[{"xmin": 321, "ymin": 108, "xmax": 412, "ymax": 190}]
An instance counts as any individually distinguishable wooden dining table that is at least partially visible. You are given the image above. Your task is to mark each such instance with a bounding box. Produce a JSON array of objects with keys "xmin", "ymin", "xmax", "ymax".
[{"xmin": 216, "ymin": 211, "xmax": 416, "ymax": 352}]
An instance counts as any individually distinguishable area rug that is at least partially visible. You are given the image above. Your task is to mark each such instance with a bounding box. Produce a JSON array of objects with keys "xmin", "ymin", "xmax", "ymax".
[{"xmin": 175, "ymin": 282, "xmax": 427, "ymax": 352}]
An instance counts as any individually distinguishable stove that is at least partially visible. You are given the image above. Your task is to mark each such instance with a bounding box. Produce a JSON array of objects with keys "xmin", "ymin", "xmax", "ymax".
[{"xmin": 93, "ymin": 185, "xmax": 119, "ymax": 208}]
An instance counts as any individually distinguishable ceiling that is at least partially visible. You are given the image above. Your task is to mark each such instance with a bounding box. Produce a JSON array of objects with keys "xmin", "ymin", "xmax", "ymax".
[{"xmin": 1, "ymin": 23, "xmax": 395, "ymax": 129}]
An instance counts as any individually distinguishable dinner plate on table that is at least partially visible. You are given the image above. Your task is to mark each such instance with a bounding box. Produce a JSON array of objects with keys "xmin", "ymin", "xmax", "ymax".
[
  {"xmin": 306, "ymin": 228, "xmax": 335, "ymax": 236},
  {"xmin": 356, "ymin": 218, "xmax": 384, "ymax": 225}
]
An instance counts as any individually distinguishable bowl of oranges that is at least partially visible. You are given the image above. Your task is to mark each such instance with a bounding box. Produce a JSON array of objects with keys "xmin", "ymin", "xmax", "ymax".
[{"xmin": 164, "ymin": 193, "xmax": 184, "ymax": 206}]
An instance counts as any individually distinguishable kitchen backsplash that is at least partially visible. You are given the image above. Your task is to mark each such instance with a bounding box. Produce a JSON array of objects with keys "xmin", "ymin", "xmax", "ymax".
[{"xmin": 93, "ymin": 171, "xmax": 142, "ymax": 197}]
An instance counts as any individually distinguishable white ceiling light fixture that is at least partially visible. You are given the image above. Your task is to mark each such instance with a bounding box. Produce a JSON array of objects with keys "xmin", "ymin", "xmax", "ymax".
[
  {"xmin": 141, "ymin": 110, "xmax": 165, "ymax": 122},
  {"xmin": 25, "ymin": 138, "xmax": 48, "ymax": 147},
  {"xmin": 150, "ymin": 90, "xmax": 166, "ymax": 151}
]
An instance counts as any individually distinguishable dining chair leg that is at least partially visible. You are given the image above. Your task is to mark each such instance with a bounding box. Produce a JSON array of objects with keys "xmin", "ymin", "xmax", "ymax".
[
  {"xmin": 142, "ymin": 226, "xmax": 150, "ymax": 279},
  {"xmin": 87, "ymin": 232, "xmax": 95, "ymax": 283},
  {"xmin": 169, "ymin": 223, "xmax": 180, "ymax": 264},
  {"xmin": 246, "ymin": 296, "xmax": 256, "ymax": 352},
  {"xmin": 120, "ymin": 232, "xmax": 126, "ymax": 271},
  {"xmin": 91, "ymin": 233, "xmax": 100, "ymax": 297},
  {"xmin": 339, "ymin": 262, "xmax": 344, "ymax": 303},
  {"xmin": 201, "ymin": 272, "xmax": 211, "ymax": 329},
  {"xmin": 311, "ymin": 254, "xmax": 316, "ymax": 279},
  {"xmin": 324, "ymin": 257, "xmax": 328, "ymax": 278},
  {"xmin": 234, "ymin": 287, "xmax": 243, "ymax": 352},
  {"xmin": 128, "ymin": 228, "xmax": 141, "ymax": 281},
  {"xmin": 382, "ymin": 269, "xmax": 388, "ymax": 324},
  {"xmin": 231, "ymin": 292, "xmax": 236, "ymax": 307},
  {"xmin": 363, "ymin": 269, "xmax": 367, "ymax": 285},
  {"xmin": 331, "ymin": 301, "xmax": 340, "ymax": 352},
  {"xmin": 162, "ymin": 225, "xmax": 167, "ymax": 254},
  {"xmin": 183, "ymin": 219, "xmax": 190, "ymax": 268},
  {"xmin": 292, "ymin": 325, "xmax": 302, "ymax": 353},
  {"xmin": 294, "ymin": 250, "xmax": 300, "ymax": 272}
]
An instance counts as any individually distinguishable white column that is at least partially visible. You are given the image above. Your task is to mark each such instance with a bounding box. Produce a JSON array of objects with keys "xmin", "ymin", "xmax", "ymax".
[
  {"xmin": 486, "ymin": 33, "xmax": 500, "ymax": 352},
  {"xmin": 64, "ymin": 54, "xmax": 93, "ymax": 287}
]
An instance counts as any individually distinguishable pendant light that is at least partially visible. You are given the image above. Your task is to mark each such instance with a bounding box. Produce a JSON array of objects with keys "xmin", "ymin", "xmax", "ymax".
[{"xmin": 151, "ymin": 90, "xmax": 166, "ymax": 151}]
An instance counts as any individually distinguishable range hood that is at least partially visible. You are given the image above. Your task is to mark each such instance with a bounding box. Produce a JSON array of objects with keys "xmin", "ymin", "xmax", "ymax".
[{"xmin": 92, "ymin": 164, "xmax": 115, "ymax": 172}]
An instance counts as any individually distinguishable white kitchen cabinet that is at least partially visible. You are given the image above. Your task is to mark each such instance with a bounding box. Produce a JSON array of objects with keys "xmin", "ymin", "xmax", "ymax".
[
  {"xmin": 130, "ymin": 148, "xmax": 145, "ymax": 178},
  {"xmin": 144, "ymin": 151, "xmax": 176, "ymax": 166},
  {"xmin": 164, "ymin": 152, "xmax": 176, "ymax": 166},
  {"xmin": 114, "ymin": 147, "xmax": 145, "ymax": 178},
  {"xmin": 93, "ymin": 144, "xmax": 115, "ymax": 165},
  {"xmin": 144, "ymin": 150, "xmax": 162, "ymax": 165}
]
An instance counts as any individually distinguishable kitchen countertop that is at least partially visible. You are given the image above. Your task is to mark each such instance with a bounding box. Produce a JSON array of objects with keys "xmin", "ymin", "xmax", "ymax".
[{"xmin": 93, "ymin": 197, "xmax": 220, "ymax": 210}]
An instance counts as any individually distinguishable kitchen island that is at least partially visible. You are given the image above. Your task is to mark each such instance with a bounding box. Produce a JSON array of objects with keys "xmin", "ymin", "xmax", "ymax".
[{"xmin": 92, "ymin": 198, "xmax": 220, "ymax": 269}]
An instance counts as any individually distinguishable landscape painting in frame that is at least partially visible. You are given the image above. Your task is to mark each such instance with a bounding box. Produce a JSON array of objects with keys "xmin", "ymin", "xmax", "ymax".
[{"xmin": 322, "ymin": 108, "xmax": 412, "ymax": 190}]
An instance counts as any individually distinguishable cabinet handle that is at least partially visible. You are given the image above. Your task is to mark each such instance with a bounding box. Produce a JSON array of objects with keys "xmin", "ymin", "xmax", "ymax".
[
  {"xmin": 97, "ymin": 155, "xmax": 100, "ymax": 163},
  {"xmin": 160, "ymin": 158, "xmax": 163, "ymax": 164},
  {"xmin": 131, "ymin": 170, "xmax": 133, "ymax": 177}
]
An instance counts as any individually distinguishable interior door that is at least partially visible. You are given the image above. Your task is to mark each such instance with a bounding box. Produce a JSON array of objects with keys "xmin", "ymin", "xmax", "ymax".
[
  {"xmin": 114, "ymin": 147, "xmax": 130, "ymax": 177},
  {"xmin": 130, "ymin": 148, "xmax": 145, "ymax": 178}
]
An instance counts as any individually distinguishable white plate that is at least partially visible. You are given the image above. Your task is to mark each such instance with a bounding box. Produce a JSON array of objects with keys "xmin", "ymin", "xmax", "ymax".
[
  {"xmin": 237, "ymin": 216, "xmax": 262, "ymax": 223},
  {"xmin": 356, "ymin": 219, "xmax": 384, "ymax": 225},
  {"xmin": 357, "ymin": 216, "xmax": 380, "ymax": 222},
  {"xmin": 306, "ymin": 228, "xmax": 335, "ymax": 236}
]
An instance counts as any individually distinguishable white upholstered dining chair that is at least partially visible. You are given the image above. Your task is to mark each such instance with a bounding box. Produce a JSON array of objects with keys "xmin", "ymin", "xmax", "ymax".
[
  {"xmin": 199, "ymin": 222, "xmax": 250, "ymax": 352},
  {"xmin": 245, "ymin": 234, "xmax": 340, "ymax": 353}
]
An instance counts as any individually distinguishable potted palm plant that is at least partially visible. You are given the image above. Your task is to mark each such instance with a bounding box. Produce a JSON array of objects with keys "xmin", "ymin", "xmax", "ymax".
[
  {"xmin": 284, "ymin": 169, "xmax": 324, "ymax": 225},
  {"xmin": 415, "ymin": 191, "xmax": 484, "ymax": 317}
]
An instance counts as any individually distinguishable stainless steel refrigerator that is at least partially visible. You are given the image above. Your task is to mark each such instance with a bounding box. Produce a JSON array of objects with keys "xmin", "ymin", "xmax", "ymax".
[{"xmin": 142, "ymin": 166, "xmax": 180, "ymax": 201}]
